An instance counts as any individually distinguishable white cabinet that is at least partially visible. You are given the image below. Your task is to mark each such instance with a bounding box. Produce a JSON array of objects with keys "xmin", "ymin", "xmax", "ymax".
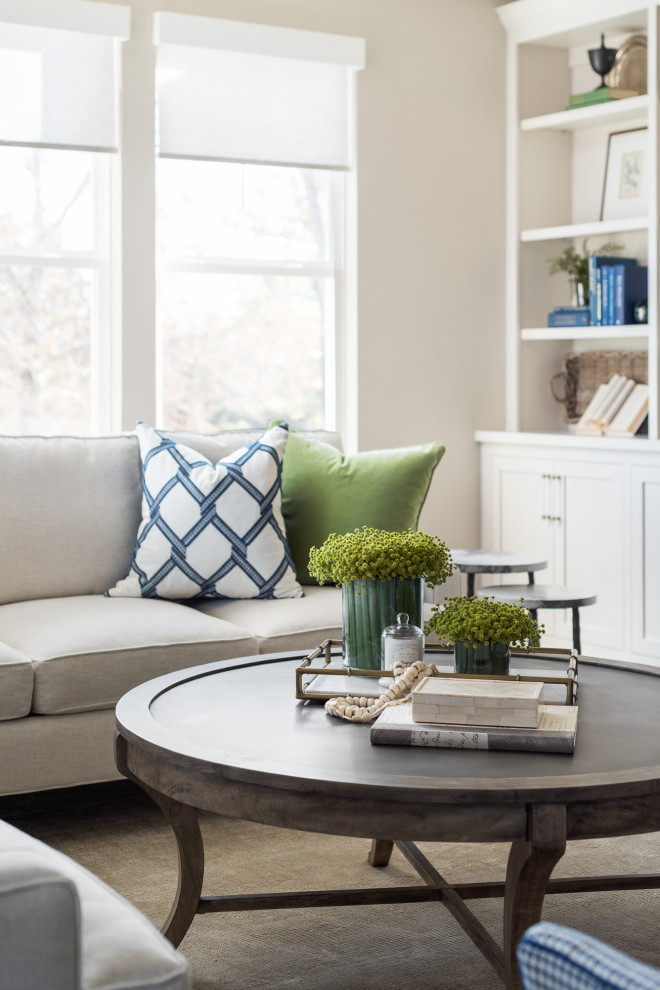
[
  {"xmin": 479, "ymin": 432, "xmax": 660, "ymax": 666},
  {"xmin": 482, "ymin": 443, "xmax": 625, "ymax": 652}
]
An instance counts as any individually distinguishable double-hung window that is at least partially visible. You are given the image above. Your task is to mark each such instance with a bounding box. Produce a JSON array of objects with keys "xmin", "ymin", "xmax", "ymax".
[
  {"xmin": 154, "ymin": 14, "xmax": 364, "ymax": 434},
  {"xmin": 0, "ymin": 1, "xmax": 128, "ymax": 435}
]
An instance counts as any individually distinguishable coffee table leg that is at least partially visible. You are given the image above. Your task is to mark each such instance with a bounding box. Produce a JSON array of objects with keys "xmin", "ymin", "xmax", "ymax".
[
  {"xmin": 147, "ymin": 788, "xmax": 205, "ymax": 947},
  {"xmin": 368, "ymin": 839, "xmax": 394, "ymax": 867},
  {"xmin": 115, "ymin": 736, "xmax": 204, "ymax": 947},
  {"xmin": 503, "ymin": 804, "xmax": 566, "ymax": 990}
]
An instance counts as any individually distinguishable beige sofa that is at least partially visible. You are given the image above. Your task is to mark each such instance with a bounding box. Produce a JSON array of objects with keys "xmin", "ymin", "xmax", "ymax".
[{"xmin": 0, "ymin": 428, "xmax": 344, "ymax": 797}]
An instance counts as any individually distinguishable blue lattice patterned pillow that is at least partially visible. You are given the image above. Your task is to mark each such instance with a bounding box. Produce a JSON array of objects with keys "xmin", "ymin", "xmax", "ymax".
[{"xmin": 106, "ymin": 422, "xmax": 302, "ymax": 600}]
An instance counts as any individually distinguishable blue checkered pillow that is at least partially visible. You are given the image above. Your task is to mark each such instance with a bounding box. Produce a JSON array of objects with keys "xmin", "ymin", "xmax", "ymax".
[
  {"xmin": 518, "ymin": 923, "xmax": 660, "ymax": 990},
  {"xmin": 107, "ymin": 423, "xmax": 302, "ymax": 600}
]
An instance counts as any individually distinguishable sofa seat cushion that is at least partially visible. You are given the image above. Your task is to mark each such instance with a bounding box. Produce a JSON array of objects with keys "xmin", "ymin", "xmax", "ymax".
[
  {"xmin": 0, "ymin": 820, "xmax": 189, "ymax": 990},
  {"xmin": 193, "ymin": 584, "xmax": 342, "ymax": 653},
  {"xmin": 0, "ymin": 596, "xmax": 258, "ymax": 715},
  {"xmin": 0, "ymin": 643, "xmax": 33, "ymax": 721}
]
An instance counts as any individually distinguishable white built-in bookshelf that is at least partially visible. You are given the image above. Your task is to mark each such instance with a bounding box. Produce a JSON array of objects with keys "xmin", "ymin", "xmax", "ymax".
[
  {"xmin": 477, "ymin": 2, "xmax": 660, "ymax": 666},
  {"xmin": 496, "ymin": 0, "xmax": 658, "ymax": 438}
]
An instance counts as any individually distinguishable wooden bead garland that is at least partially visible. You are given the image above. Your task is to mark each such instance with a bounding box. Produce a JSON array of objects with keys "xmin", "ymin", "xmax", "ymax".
[{"xmin": 324, "ymin": 659, "xmax": 437, "ymax": 723}]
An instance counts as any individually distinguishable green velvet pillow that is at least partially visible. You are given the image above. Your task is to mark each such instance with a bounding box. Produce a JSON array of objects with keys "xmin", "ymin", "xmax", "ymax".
[{"xmin": 278, "ymin": 432, "xmax": 445, "ymax": 584}]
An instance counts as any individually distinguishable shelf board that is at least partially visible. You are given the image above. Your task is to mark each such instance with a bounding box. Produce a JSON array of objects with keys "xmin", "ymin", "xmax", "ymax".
[
  {"xmin": 497, "ymin": 0, "xmax": 647, "ymax": 48},
  {"xmin": 521, "ymin": 95, "xmax": 648, "ymax": 133},
  {"xmin": 521, "ymin": 217, "xmax": 649, "ymax": 242},
  {"xmin": 521, "ymin": 325, "xmax": 650, "ymax": 342}
]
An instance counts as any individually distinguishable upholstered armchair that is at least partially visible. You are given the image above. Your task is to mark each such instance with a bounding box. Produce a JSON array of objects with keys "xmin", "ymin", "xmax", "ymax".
[{"xmin": 0, "ymin": 819, "xmax": 190, "ymax": 990}]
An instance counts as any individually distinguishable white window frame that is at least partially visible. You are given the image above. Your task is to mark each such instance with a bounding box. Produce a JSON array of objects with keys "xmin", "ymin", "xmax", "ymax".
[
  {"xmin": 139, "ymin": 13, "xmax": 360, "ymax": 442},
  {"xmin": 0, "ymin": 0, "xmax": 128, "ymax": 435},
  {"xmin": 155, "ymin": 165, "xmax": 346, "ymax": 433}
]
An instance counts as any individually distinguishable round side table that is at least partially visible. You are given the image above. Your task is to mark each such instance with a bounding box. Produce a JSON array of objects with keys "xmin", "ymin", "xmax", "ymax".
[
  {"xmin": 450, "ymin": 549, "xmax": 548, "ymax": 598},
  {"xmin": 475, "ymin": 584, "xmax": 597, "ymax": 655}
]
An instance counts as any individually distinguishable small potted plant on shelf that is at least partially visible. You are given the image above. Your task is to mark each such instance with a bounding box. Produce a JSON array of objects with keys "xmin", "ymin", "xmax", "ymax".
[
  {"xmin": 425, "ymin": 595, "xmax": 543, "ymax": 675},
  {"xmin": 546, "ymin": 238, "xmax": 623, "ymax": 307},
  {"xmin": 308, "ymin": 527, "xmax": 454, "ymax": 670}
]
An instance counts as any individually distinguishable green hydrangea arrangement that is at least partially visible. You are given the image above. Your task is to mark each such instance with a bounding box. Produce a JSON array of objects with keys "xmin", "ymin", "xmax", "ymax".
[
  {"xmin": 308, "ymin": 527, "xmax": 454, "ymax": 587},
  {"xmin": 426, "ymin": 595, "xmax": 544, "ymax": 650}
]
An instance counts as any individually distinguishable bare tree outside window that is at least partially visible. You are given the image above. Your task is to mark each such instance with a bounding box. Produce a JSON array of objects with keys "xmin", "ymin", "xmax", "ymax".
[
  {"xmin": 157, "ymin": 160, "xmax": 339, "ymax": 432},
  {"xmin": 0, "ymin": 148, "xmax": 108, "ymax": 435}
]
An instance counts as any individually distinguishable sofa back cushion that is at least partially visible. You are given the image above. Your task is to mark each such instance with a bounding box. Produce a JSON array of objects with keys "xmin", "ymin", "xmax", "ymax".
[
  {"xmin": 0, "ymin": 435, "xmax": 143, "ymax": 605},
  {"xmin": 0, "ymin": 428, "xmax": 342, "ymax": 605}
]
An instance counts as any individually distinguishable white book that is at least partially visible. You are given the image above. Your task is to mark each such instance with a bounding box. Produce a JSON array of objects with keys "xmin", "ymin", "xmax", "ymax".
[
  {"xmin": 575, "ymin": 383, "xmax": 609, "ymax": 435},
  {"xmin": 604, "ymin": 384, "xmax": 649, "ymax": 436},
  {"xmin": 588, "ymin": 374, "xmax": 629, "ymax": 427},
  {"xmin": 599, "ymin": 377, "xmax": 635, "ymax": 426},
  {"xmin": 584, "ymin": 374, "xmax": 623, "ymax": 426}
]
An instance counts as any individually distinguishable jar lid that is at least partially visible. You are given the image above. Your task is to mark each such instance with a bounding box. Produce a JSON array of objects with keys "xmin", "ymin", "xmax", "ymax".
[{"xmin": 382, "ymin": 612, "xmax": 423, "ymax": 638}]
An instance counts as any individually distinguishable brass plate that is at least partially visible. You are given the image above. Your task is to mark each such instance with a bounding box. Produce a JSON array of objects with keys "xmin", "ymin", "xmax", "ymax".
[{"xmin": 607, "ymin": 34, "xmax": 647, "ymax": 94}]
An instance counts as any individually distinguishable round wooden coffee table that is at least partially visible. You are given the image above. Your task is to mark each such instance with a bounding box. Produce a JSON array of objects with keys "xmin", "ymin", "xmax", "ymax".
[{"xmin": 115, "ymin": 650, "xmax": 660, "ymax": 990}]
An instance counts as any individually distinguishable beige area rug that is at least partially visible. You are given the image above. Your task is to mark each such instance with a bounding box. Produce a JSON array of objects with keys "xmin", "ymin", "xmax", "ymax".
[{"xmin": 2, "ymin": 781, "xmax": 660, "ymax": 989}]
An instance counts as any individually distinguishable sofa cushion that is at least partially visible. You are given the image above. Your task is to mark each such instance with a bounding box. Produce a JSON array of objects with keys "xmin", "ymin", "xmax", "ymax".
[
  {"xmin": 0, "ymin": 596, "xmax": 258, "ymax": 715},
  {"xmin": 0, "ymin": 820, "xmax": 190, "ymax": 990},
  {"xmin": 0, "ymin": 427, "xmax": 340, "ymax": 608},
  {"xmin": 278, "ymin": 431, "xmax": 446, "ymax": 583},
  {"xmin": 193, "ymin": 584, "xmax": 342, "ymax": 653},
  {"xmin": 0, "ymin": 643, "xmax": 33, "ymax": 721},
  {"xmin": 107, "ymin": 423, "xmax": 302, "ymax": 601},
  {"xmin": 0, "ymin": 434, "xmax": 143, "ymax": 606}
]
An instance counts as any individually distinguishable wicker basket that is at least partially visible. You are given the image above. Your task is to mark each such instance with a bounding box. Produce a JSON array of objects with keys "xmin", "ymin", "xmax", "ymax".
[{"xmin": 549, "ymin": 351, "xmax": 648, "ymax": 423}]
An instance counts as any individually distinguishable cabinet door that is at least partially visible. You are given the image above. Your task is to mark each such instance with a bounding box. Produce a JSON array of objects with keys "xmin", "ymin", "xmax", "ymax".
[
  {"xmin": 631, "ymin": 466, "xmax": 660, "ymax": 660},
  {"xmin": 555, "ymin": 460, "xmax": 625, "ymax": 653},
  {"xmin": 482, "ymin": 453, "xmax": 558, "ymax": 636}
]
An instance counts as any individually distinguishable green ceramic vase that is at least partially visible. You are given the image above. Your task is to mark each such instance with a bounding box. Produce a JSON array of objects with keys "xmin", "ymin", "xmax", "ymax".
[
  {"xmin": 342, "ymin": 577, "xmax": 423, "ymax": 669},
  {"xmin": 453, "ymin": 641, "xmax": 511, "ymax": 676}
]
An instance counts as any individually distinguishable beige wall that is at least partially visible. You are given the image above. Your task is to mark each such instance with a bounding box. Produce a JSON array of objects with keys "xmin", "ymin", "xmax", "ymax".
[{"xmin": 105, "ymin": 0, "xmax": 507, "ymax": 548}]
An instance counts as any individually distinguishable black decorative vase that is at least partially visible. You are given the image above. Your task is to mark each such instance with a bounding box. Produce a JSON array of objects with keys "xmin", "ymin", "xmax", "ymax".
[{"xmin": 588, "ymin": 33, "xmax": 617, "ymax": 89}]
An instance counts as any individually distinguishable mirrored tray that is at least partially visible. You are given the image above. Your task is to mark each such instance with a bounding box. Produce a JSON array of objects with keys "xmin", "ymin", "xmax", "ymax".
[{"xmin": 295, "ymin": 641, "xmax": 578, "ymax": 706}]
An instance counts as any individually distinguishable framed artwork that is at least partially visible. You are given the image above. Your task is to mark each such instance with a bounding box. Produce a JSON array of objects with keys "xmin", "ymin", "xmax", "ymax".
[{"xmin": 600, "ymin": 127, "xmax": 648, "ymax": 221}]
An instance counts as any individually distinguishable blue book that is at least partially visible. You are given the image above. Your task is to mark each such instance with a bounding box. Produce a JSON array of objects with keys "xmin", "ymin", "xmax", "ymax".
[
  {"xmin": 588, "ymin": 256, "xmax": 637, "ymax": 326},
  {"xmin": 614, "ymin": 265, "xmax": 648, "ymax": 325},
  {"xmin": 548, "ymin": 310, "xmax": 590, "ymax": 327},
  {"xmin": 608, "ymin": 266, "xmax": 615, "ymax": 325},
  {"xmin": 601, "ymin": 266, "xmax": 611, "ymax": 325}
]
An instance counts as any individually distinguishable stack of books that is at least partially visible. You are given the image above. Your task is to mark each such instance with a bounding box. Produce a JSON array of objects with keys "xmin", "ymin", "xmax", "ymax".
[
  {"xmin": 588, "ymin": 256, "xmax": 646, "ymax": 327},
  {"xmin": 575, "ymin": 373, "xmax": 649, "ymax": 437},
  {"xmin": 567, "ymin": 87, "xmax": 640, "ymax": 109},
  {"xmin": 547, "ymin": 306, "xmax": 590, "ymax": 328}
]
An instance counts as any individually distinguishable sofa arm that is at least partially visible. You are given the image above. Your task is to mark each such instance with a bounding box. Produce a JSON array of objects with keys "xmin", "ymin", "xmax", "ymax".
[{"xmin": 0, "ymin": 851, "xmax": 80, "ymax": 990}]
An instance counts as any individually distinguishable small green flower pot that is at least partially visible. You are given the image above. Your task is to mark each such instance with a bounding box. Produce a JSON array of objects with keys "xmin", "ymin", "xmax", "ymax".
[
  {"xmin": 453, "ymin": 641, "xmax": 511, "ymax": 676},
  {"xmin": 342, "ymin": 577, "xmax": 423, "ymax": 669}
]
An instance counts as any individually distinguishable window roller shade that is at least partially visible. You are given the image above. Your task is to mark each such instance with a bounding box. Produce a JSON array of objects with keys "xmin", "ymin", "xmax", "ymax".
[
  {"xmin": 0, "ymin": 2, "xmax": 130, "ymax": 152},
  {"xmin": 155, "ymin": 14, "xmax": 365, "ymax": 170}
]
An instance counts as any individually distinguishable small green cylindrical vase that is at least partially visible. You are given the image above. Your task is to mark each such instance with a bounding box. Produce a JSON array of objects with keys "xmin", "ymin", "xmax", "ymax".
[
  {"xmin": 454, "ymin": 641, "xmax": 511, "ymax": 676},
  {"xmin": 342, "ymin": 577, "xmax": 423, "ymax": 669}
]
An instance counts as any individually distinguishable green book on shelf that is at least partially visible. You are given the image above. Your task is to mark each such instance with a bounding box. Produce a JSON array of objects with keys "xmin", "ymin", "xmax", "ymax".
[{"xmin": 567, "ymin": 87, "xmax": 639, "ymax": 109}]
